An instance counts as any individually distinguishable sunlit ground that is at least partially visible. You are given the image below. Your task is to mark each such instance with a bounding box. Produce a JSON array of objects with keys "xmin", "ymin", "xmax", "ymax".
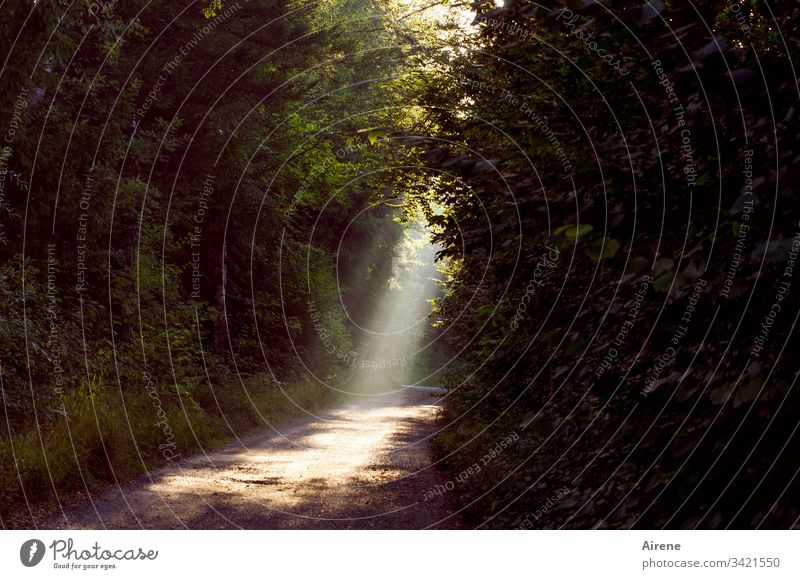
[{"xmin": 48, "ymin": 388, "xmax": 452, "ymax": 529}]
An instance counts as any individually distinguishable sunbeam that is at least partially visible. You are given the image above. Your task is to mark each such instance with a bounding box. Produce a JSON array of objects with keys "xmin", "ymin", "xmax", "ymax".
[{"xmin": 347, "ymin": 218, "xmax": 442, "ymax": 394}]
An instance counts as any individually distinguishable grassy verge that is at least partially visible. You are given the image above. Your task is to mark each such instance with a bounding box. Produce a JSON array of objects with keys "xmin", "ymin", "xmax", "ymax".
[{"xmin": 0, "ymin": 374, "xmax": 333, "ymax": 527}]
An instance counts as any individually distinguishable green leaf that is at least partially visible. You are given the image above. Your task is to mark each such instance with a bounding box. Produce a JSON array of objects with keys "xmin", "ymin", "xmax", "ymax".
[
  {"xmin": 555, "ymin": 224, "xmax": 594, "ymax": 239},
  {"xmin": 733, "ymin": 379, "xmax": 763, "ymax": 408},
  {"xmin": 652, "ymin": 258, "xmax": 674, "ymax": 277},
  {"xmin": 679, "ymin": 257, "xmax": 706, "ymax": 282},
  {"xmin": 357, "ymin": 126, "xmax": 392, "ymax": 145},
  {"xmin": 652, "ymin": 272, "xmax": 673, "ymax": 292},
  {"xmin": 709, "ymin": 385, "xmax": 734, "ymax": 405},
  {"xmin": 585, "ymin": 238, "xmax": 621, "ymax": 262},
  {"xmin": 628, "ymin": 256, "xmax": 649, "ymax": 274}
]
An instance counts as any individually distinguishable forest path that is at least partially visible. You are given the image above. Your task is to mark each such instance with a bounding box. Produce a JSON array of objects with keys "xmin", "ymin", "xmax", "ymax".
[{"xmin": 43, "ymin": 387, "xmax": 462, "ymax": 529}]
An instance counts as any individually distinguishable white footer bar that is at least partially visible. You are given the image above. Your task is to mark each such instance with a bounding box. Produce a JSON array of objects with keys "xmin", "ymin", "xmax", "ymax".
[{"xmin": 2, "ymin": 531, "xmax": 797, "ymax": 578}]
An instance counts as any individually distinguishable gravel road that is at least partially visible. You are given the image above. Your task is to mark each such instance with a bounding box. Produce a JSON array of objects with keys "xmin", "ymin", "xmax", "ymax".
[{"xmin": 43, "ymin": 387, "xmax": 462, "ymax": 529}]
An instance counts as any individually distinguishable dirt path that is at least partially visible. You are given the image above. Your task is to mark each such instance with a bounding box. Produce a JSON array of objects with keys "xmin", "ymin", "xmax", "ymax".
[{"xmin": 43, "ymin": 387, "xmax": 462, "ymax": 529}]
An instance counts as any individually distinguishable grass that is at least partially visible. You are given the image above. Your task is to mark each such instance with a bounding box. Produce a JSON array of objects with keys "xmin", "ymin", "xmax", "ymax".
[{"xmin": 0, "ymin": 373, "xmax": 333, "ymax": 527}]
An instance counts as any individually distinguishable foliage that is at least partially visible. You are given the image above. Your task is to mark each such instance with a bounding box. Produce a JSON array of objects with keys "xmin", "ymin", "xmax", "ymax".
[
  {"xmin": 412, "ymin": 0, "xmax": 800, "ymax": 529},
  {"xmin": 0, "ymin": 0, "xmax": 412, "ymax": 523}
]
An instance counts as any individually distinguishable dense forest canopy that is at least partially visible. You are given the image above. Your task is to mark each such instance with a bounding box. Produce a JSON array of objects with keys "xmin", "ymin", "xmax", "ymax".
[{"xmin": 1, "ymin": 0, "xmax": 798, "ymax": 529}]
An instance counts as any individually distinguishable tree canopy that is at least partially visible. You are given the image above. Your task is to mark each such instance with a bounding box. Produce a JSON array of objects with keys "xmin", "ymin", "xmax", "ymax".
[{"xmin": 1, "ymin": 0, "xmax": 798, "ymax": 529}]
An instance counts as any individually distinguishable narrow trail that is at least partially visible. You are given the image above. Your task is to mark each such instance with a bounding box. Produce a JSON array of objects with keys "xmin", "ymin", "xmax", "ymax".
[{"xmin": 43, "ymin": 388, "xmax": 462, "ymax": 529}]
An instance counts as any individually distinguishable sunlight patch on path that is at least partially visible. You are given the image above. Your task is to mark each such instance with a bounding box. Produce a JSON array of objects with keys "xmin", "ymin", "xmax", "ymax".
[{"xmin": 46, "ymin": 388, "xmax": 457, "ymax": 529}]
